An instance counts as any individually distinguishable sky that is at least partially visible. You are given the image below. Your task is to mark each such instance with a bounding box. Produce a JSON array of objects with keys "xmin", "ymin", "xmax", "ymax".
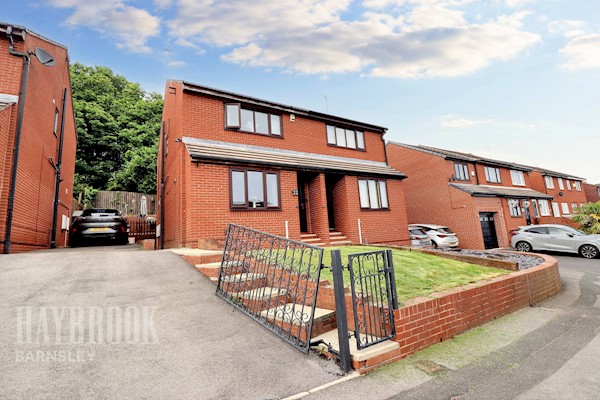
[{"xmin": 4, "ymin": 0, "xmax": 600, "ymax": 183}]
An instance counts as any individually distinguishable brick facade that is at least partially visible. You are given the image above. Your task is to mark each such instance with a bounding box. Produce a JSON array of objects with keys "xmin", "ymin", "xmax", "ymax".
[
  {"xmin": 159, "ymin": 81, "xmax": 410, "ymax": 248},
  {"xmin": 583, "ymin": 182, "xmax": 600, "ymax": 203},
  {"xmin": 0, "ymin": 24, "xmax": 77, "ymax": 253}
]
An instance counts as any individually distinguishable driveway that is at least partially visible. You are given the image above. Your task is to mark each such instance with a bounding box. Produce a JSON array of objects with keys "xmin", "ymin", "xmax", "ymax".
[{"xmin": 0, "ymin": 245, "xmax": 340, "ymax": 400}]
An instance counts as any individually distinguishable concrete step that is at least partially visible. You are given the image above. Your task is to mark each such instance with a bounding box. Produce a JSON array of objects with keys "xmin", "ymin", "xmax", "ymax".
[
  {"xmin": 300, "ymin": 233, "xmax": 318, "ymax": 239},
  {"xmin": 312, "ymin": 329, "xmax": 400, "ymax": 370},
  {"xmin": 233, "ymin": 287, "xmax": 289, "ymax": 311},
  {"xmin": 261, "ymin": 303, "xmax": 337, "ymax": 338},
  {"xmin": 301, "ymin": 237, "xmax": 323, "ymax": 243},
  {"xmin": 330, "ymin": 240, "xmax": 352, "ymax": 246},
  {"xmin": 195, "ymin": 260, "xmax": 246, "ymax": 278},
  {"xmin": 329, "ymin": 232, "xmax": 343, "ymax": 237}
]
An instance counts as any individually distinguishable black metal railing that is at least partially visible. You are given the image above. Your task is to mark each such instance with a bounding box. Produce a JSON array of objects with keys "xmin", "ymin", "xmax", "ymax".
[
  {"xmin": 348, "ymin": 249, "xmax": 397, "ymax": 350},
  {"xmin": 216, "ymin": 224, "xmax": 324, "ymax": 353}
]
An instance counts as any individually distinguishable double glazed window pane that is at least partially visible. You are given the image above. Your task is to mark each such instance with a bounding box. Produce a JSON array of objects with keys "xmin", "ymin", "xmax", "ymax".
[
  {"xmin": 266, "ymin": 174, "xmax": 279, "ymax": 207},
  {"xmin": 231, "ymin": 171, "xmax": 246, "ymax": 206},
  {"xmin": 335, "ymin": 127, "xmax": 347, "ymax": 147},
  {"xmin": 368, "ymin": 180, "xmax": 379, "ymax": 209},
  {"xmin": 358, "ymin": 179, "xmax": 388, "ymax": 209},
  {"xmin": 270, "ymin": 115, "xmax": 281, "ymax": 135},
  {"xmin": 326, "ymin": 125, "xmax": 336, "ymax": 144},
  {"xmin": 358, "ymin": 180, "xmax": 370, "ymax": 208},
  {"xmin": 247, "ymin": 171, "xmax": 264, "ymax": 207},
  {"xmin": 226, "ymin": 104, "xmax": 240, "ymax": 127},
  {"xmin": 379, "ymin": 181, "xmax": 388, "ymax": 208},
  {"xmin": 255, "ymin": 112, "xmax": 269, "ymax": 134},
  {"xmin": 241, "ymin": 109, "xmax": 254, "ymax": 132},
  {"xmin": 346, "ymin": 130, "xmax": 356, "ymax": 149},
  {"xmin": 356, "ymin": 131, "xmax": 364, "ymax": 149}
]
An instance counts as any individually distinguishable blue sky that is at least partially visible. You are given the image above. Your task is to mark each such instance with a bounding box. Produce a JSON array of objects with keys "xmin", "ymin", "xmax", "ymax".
[{"xmin": 5, "ymin": 0, "xmax": 600, "ymax": 183}]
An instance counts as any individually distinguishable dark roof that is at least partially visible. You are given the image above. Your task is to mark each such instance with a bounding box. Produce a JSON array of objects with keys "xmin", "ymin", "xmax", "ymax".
[
  {"xmin": 183, "ymin": 137, "xmax": 406, "ymax": 179},
  {"xmin": 388, "ymin": 142, "xmax": 533, "ymax": 172},
  {"xmin": 449, "ymin": 183, "xmax": 553, "ymax": 199},
  {"xmin": 528, "ymin": 166, "xmax": 585, "ymax": 181},
  {"xmin": 181, "ymin": 81, "xmax": 387, "ymax": 134}
]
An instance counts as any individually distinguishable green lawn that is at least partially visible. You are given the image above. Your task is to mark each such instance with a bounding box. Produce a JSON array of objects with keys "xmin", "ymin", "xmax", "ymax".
[{"xmin": 318, "ymin": 246, "xmax": 510, "ymax": 304}]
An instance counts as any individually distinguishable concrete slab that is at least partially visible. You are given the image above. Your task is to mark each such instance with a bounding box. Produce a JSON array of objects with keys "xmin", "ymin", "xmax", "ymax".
[
  {"xmin": 164, "ymin": 248, "xmax": 222, "ymax": 256},
  {"xmin": 313, "ymin": 329, "xmax": 400, "ymax": 362}
]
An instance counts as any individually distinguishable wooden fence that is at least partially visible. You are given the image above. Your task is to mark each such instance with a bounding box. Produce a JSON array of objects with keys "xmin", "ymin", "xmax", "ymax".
[{"xmin": 94, "ymin": 191, "xmax": 157, "ymax": 216}]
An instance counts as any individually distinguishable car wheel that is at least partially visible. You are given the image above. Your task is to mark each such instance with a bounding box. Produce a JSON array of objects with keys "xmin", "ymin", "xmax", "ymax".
[
  {"xmin": 579, "ymin": 244, "xmax": 599, "ymax": 259},
  {"xmin": 515, "ymin": 241, "xmax": 532, "ymax": 252}
]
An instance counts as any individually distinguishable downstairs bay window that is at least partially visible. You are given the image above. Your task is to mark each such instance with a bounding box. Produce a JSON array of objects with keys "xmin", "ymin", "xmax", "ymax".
[
  {"xmin": 358, "ymin": 179, "xmax": 389, "ymax": 209},
  {"xmin": 231, "ymin": 169, "xmax": 280, "ymax": 209}
]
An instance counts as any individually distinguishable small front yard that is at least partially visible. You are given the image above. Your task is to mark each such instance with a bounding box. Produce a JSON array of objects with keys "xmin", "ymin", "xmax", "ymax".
[{"xmin": 319, "ymin": 246, "xmax": 510, "ymax": 304}]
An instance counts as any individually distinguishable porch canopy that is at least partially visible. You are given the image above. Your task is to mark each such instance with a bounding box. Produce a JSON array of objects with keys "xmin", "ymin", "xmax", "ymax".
[
  {"xmin": 182, "ymin": 137, "xmax": 406, "ymax": 179},
  {"xmin": 449, "ymin": 183, "xmax": 553, "ymax": 199}
]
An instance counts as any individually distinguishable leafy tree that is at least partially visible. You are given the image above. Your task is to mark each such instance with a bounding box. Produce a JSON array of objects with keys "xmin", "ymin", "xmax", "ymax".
[
  {"xmin": 70, "ymin": 63, "xmax": 163, "ymax": 197},
  {"xmin": 573, "ymin": 201, "xmax": 600, "ymax": 234}
]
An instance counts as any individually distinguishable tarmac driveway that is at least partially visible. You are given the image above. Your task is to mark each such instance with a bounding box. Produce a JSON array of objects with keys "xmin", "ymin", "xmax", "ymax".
[{"xmin": 0, "ymin": 245, "xmax": 340, "ymax": 400}]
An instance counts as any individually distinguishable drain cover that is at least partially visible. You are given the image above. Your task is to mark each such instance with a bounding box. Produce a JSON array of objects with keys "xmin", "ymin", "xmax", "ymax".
[{"xmin": 414, "ymin": 359, "xmax": 448, "ymax": 374}]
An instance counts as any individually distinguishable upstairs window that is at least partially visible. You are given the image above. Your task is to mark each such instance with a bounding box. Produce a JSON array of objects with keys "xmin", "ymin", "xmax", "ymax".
[
  {"xmin": 326, "ymin": 125, "xmax": 365, "ymax": 150},
  {"xmin": 358, "ymin": 179, "xmax": 388, "ymax": 209},
  {"xmin": 544, "ymin": 176, "xmax": 554, "ymax": 189},
  {"xmin": 558, "ymin": 178, "xmax": 564, "ymax": 190},
  {"xmin": 484, "ymin": 166, "xmax": 501, "ymax": 183},
  {"xmin": 574, "ymin": 181, "xmax": 582, "ymax": 191},
  {"xmin": 510, "ymin": 170, "xmax": 525, "ymax": 186},
  {"xmin": 225, "ymin": 103, "xmax": 282, "ymax": 137},
  {"xmin": 566, "ymin": 180, "xmax": 572, "ymax": 190},
  {"xmin": 454, "ymin": 163, "xmax": 470, "ymax": 181},
  {"xmin": 230, "ymin": 169, "xmax": 280, "ymax": 210}
]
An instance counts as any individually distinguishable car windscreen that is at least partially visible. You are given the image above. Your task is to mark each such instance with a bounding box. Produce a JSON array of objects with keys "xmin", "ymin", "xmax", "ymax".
[
  {"xmin": 409, "ymin": 228, "xmax": 426, "ymax": 236},
  {"xmin": 80, "ymin": 209, "xmax": 121, "ymax": 217},
  {"xmin": 436, "ymin": 227, "xmax": 454, "ymax": 234}
]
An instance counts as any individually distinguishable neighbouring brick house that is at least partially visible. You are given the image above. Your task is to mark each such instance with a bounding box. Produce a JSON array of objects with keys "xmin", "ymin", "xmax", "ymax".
[
  {"xmin": 0, "ymin": 23, "xmax": 77, "ymax": 253},
  {"xmin": 583, "ymin": 182, "xmax": 600, "ymax": 203},
  {"xmin": 386, "ymin": 143, "xmax": 588, "ymax": 250},
  {"xmin": 158, "ymin": 81, "xmax": 410, "ymax": 249}
]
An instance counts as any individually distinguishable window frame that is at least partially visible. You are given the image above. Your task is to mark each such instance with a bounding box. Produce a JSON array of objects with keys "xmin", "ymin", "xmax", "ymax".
[
  {"xmin": 326, "ymin": 124, "xmax": 366, "ymax": 151},
  {"xmin": 484, "ymin": 166, "xmax": 501, "ymax": 183},
  {"xmin": 566, "ymin": 180, "xmax": 572, "ymax": 191},
  {"xmin": 358, "ymin": 178, "xmax": 389, "ymax": 210},
  {"xmin": 538, "ymin": 199, "xmax": 551, "ymax": 216},
  {"xmin": 454, "ymin": 162, "xmax": 470, "ymax": 181},
  {"xmin": 53, "ymin": 107, "xmax": 59, "ymax": 137},
  {"xmin": 510, "ymin": 170, "xmax": 525, "ymax": 186},
  {"xmin": 552, "ymin": 202, "xmax": 560, "ymax": 217},
  {"xmin": 229, "ymin": 168, "xmax": 282, "ymax": 210},
  {"xmin": 224, "ymin": 103, "xmax": 283, "ymax": 138},
  {"xmin": 544, "ymin": 176, "xmax": 554, "ymax": 189},
  {"xmin": 558, "ymin": 178, "xmax": 564, "ymax": 190},
  {"xmin": 561, "ymin": 202, "xmax": 570, "ymax": 215},
  {"xmin": 574, "ymin": 181, "xmax": 582, "ymax": 191},
  {"xmin": 508, "ymin": 199, "xmax": 522, "ymax": 217}
]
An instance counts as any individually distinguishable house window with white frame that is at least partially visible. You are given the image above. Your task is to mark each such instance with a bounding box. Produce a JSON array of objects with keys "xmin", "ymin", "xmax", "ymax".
[
  {"xmin": 510, "ymin": 170, "xmax": 525, "ymax": 186},
  {"xmin": 538, "ymin": 200, "xmax": 551, "ymax": 216},
  {"xmin": 544, "ymin": 176, "xmax": 554, "ymax": 189},
  {"xmin": 574, "ymin": 181, "xmax": 582, "ymax": 191},
  {"xmin": 358, "ymin": 179, "xmax": 389, "ymax": 209},
  {"xmin": 326, "ymin": 125, "xmax": 365, "ymax": 150},
  {"xmin": 566, "ymin": 180, "xmax": 572, "ymax": 190},
  {"xmin": 454, "ymin": 163, "xmax": 470, "ymax": 181},
  {"xmin": 552, "ymin": 202, "xmax": 560, "ymax": 217},
  {"xmin": 558, "ymin": 178, "xmax": 564, "ymax": 190},
  {"xmin": 572, "ymin": 203, "xmax": 578, "ymax": 212},
  {"xmin": 561, "ymin": 203, "xmax": 570, "ymax": 215},
  {"xmin": 484, "ymin": 166, "xmax": 501, "ymax": 183},
  {"xmin": 508, "ymin": 199, "xmax": 522, "ymax": 217}
]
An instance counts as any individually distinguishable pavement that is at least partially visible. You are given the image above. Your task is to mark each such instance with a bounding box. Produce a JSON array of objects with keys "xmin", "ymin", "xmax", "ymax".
[
  {"xmin": 1, "ymin": 245, "xmax": 599, "ymax": 399},
  {"xmin": 0, "ymin": 244, "xmax": 342, "ymax": 400}
]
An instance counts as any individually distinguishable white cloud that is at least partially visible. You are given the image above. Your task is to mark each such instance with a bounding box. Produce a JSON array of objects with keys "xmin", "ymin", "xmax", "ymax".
[
  {"xmin": 504, "ymin": 0, "xmax": 536, "ymax": 7},
  {"xmin": 48, "ymin": 0, "xmax": 160, "ymax": 53},
  {"xmin": 164, "ymin": 0, "xmax": 540, "ymax": 78},
  {"xmin": 560, "ymin": 34, "xmax": 600, "ymax": 70},
  {"xmin": 440, "ymin": 116, "xmax": 492, "ymax": 128},
  {"xmin": 547, "ymin": 19, "xmax": 586, "ymax": 38}
]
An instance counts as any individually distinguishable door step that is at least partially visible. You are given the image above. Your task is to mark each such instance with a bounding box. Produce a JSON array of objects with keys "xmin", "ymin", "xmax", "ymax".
[
  {"xmin": 329, "ymin": 231, "xmax": 352, "ymax": 246},
  {"xmin": 261, "ymin": 303, "xmax": 337, "ymax": 339}
]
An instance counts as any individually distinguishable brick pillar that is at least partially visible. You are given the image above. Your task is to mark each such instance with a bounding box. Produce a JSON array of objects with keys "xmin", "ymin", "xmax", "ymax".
[{"xmin": 308, "ymin": 173, "xmax": 330, "ymax": 245}]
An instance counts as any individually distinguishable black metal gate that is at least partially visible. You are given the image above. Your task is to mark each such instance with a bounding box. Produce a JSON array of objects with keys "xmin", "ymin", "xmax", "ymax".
[
  {"xmin": 216, "ymin": 224, "xmax": 324, "ymax": 353},
  {"xmin": 348, "ymin": 250, "xmax": 398, "ymax": 350}
]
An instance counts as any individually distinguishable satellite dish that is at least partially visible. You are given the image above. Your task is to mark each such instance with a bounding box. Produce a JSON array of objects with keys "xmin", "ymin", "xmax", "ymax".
[{"xmin": 34, "ymin": 47, "xmax": 56, "ymax": 67}]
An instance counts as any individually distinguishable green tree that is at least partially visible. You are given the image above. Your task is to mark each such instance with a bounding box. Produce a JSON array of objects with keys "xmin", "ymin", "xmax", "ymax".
[
  {"xmin": 573, "ymin": 201, "xmax": 600, "ymax": 234},
  {"xmin": 70, "ymin": 63, "xmax": 163, "ymax": 197}
]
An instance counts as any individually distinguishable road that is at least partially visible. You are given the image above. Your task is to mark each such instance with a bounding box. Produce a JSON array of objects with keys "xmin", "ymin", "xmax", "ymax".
[{"xmin": 0, "ymin": 245, "xmax": 341, "ymax": 400}]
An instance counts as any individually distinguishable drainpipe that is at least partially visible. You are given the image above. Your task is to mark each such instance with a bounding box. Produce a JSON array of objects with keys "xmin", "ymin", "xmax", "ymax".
[
  {"xmin": 50, "ymin": 88, "xmax": 68, "ymax": 248},
  {"xmin": 381, "ymin": 128, "xmax": 389, "ymax": 165},
  {"xmin": 3, "ymin": 28, "xmax": 30, "ymax": 254}
]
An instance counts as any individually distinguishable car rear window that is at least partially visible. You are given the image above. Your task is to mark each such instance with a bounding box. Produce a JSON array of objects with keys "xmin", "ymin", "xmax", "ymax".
[
  {"xmin": 436, "ymin": 227, "xmax": 454, "ymax": 234},
  {"xmin": 409, "ymin": 228, "xmax": 426, "ymax": 235},
  {"xmin": 81, "ymin": 209, "xmax": 121, "ymax": 217},
  {"xmin": 526, "ymin": 227, "xmax": 548, "ymax": 234}
]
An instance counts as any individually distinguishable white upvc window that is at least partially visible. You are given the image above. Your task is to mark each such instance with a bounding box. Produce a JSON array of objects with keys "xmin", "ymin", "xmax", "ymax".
[
  {"xmin": 538, "ymin": 200, "xmax": 551, "ymax": 216},
  {"xmin": 572, "ymin": 203, "xmax": 578, "ymax": 212},
  {"xmin": 358, "ymin": 179, "xmax": 388, "ymax": 209},
  {"xmin": 552, "ymin": 202, "xmax": 560, "ymax": 217},
  {"xmin": 566, "ymin": 180, "xmax": 572, "ymax": 190},
  {"xmin": 574, "ymin": 181, "xmax": 582, "ymax": 191},
  {"xmin": 561, "ymin": 203, "xmax": 570, "ymax": 215},
  {"xmin": 484, "ymin": 166, "xmax": 501, "ymax": 183},
  {"xmin": 508, "ymin": 199, "xmax": 522, "ymax": 217},
  {"xmin": 510, "ymin": 170, "xmax": 525, "ymax": 186},
  {"xmin": 558, "ymin": 178, "xmax": 564, "ymax": 190},
  {"xmin": 544, "ymin": 176, "xmax": 554, "ymax": 189}
]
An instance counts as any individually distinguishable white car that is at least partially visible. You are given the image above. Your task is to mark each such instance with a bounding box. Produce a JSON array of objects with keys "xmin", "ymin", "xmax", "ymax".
[
  {"xmin": 408, "ymin": 224, "xmax": 459, "ymax": 248},
  {"xmin": 409, "ymin": 227, "xmax": 432, "ymax": 248},
  {"xmin": 511, "ymin": 224, "xmax": 600, "ymax": 259}
]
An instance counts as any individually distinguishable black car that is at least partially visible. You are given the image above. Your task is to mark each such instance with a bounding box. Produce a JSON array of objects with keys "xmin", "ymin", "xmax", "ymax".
[{"xmin": 70, "ymin": 209, "xmax": 128, "ymax": 247}]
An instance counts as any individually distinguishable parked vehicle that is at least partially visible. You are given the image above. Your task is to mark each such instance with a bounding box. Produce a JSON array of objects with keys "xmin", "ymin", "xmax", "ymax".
[
  {"xmin": 409, "ymin": 227, "xmax": 432, "ymax": 247},
  {"xmin": 408, "ymin": 224, "xmax": 459, "ymax": 248},
  {"xmin": 70, "ymin": 209, "xmax": 128, "ymax": 247},
  {"xmin": 511, "ymin": 224, "xmax": 600, "ymax": 259}
]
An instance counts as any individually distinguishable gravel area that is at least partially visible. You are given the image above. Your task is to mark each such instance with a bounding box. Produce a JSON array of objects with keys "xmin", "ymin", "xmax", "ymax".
[{"xmin": 435, "ymin": 249, "xmax": 544, "ymax": 270}]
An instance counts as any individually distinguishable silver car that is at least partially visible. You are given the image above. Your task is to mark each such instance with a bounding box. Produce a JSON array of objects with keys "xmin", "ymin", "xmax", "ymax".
[
  {"xmin": 511, "ymin": 224, "xmax": 600, "ymax": 259},
  {"xmin": 409, "ymin": 224, "xmax": 459, "ymax": 248},
  {"xmin": 409, "ymin": 227, "xmax": 432, "ymax": 248}
]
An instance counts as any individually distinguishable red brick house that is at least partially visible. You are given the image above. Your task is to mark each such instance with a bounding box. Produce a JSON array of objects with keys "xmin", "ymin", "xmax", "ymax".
[
  {"xmin": 583, "ymin": 182, "xmax": 600, "ymax": 203},
  {"xmin": 385, "ymin": 143, "xmax": 585, "ymax": 250},
  {"xmin": 158, "ymin": 81, "xmax": 410, "ymax": 249},
  {"xmin": 0, "ymin": 23, "xmax": 77, "ymax": 253}
]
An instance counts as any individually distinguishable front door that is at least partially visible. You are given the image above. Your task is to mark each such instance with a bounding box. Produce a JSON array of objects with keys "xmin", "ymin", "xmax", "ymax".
[
  {"xmin": 523, "ymin": 200, "xmax": 532, "ymax": 225},
  {"xmin": 297, "ymin": 175, "xmax": 308, "ymax": 233},
  {"xmin": 479, "ymin": 212, "xmax": 499, "ymax": 249}
]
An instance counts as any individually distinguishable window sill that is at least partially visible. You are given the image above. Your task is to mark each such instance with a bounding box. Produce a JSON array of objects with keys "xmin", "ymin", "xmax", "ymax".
[
  {"xmin": 359, "ymin": 208, "xmax": 390, "ymax": 211},
  {"xmin": 327, "ymin": 143, "xmax": 366, "ymax": 152},
  {"xmin": 230, "ymin": 208, "xmax": 282, "ymax": 211},
  {"xmin": 225, "ymin": 128, "xmax": 284, "ymax": 138}
]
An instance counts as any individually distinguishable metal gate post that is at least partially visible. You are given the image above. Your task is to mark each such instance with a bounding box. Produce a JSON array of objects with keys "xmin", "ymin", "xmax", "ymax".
[
  {"xmin": 331, "ymin": 249, "xmax": 352, "ymax": 373},
  {"xmin": 386, "ymin": 250, "xmax": 399, "ymax": 310}
]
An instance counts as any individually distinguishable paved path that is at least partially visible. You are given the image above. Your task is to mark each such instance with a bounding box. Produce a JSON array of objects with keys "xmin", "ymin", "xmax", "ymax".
[
  {"xmin": 0, "ymin": 245, "xmax": 341, "ymax": 400},
  {"xmin": 306, "ymin": 254, "xmax": 600, "ymax": 400}
]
